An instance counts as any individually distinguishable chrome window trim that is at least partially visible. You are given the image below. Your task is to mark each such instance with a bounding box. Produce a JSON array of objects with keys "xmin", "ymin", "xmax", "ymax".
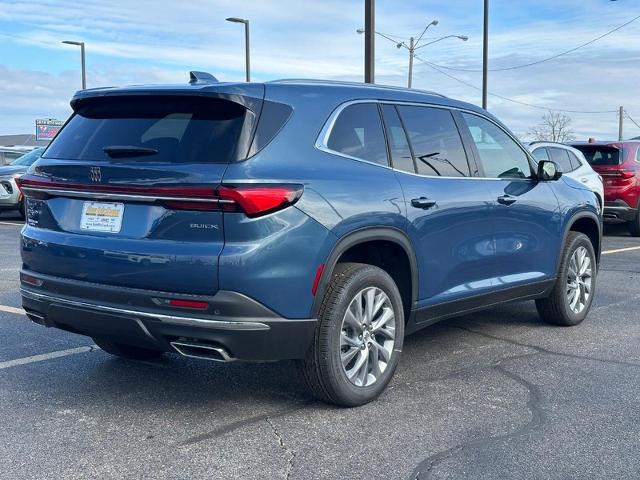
[
  {"xmin": 315, "ymin": 98, "xmax": 538, "ymax": 181},
  {"xmin": 20, "ymin": 288, "xmax": 270, "ymax": 331}
]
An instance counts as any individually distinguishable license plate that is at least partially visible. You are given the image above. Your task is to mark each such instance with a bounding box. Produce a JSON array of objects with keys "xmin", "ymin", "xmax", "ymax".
[{"xmin": 80, "ymin": 202, "xmax": 124, "ymax": 233}]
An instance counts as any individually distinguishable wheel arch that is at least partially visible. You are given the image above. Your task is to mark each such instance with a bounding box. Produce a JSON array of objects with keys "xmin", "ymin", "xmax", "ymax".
[
  {"xmin": 560, "ymin": 211, "xmax": 602, "ymax": 272},
  {"xmin": 311, "ymin": 227, "xmax": 418, "ymax": 321}
]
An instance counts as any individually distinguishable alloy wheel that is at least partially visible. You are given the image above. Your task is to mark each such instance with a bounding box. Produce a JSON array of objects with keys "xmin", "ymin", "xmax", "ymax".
[
  {"xmin": 566, "ymin": 246, "xmax": 593, "ymax": 314},
  {"xmin": 340, "ymin": 287, "xmax": 396, "ymax": 387}
]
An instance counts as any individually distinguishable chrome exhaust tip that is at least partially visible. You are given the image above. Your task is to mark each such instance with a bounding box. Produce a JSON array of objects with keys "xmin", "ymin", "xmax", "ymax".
[
  {"xmin": 170, "ymin": 341, "xmax": 235, "ymax": 363},
  {"xmin": 26, "ymin": 311, "xmax": 47, "ymax": 326}
]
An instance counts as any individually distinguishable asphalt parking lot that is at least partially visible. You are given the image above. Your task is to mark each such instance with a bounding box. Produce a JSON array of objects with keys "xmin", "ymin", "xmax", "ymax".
[{"xmin": 1, "ymin": 212, "xmax": 639, "ymax": 480}]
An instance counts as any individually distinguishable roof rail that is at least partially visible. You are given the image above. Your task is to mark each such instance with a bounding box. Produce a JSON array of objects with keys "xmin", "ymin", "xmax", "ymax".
[
  {"xmin": 528, "ymin": 141, "xmax": 570, "ymax": 146},
  {"xmin": 268, "ymin": 79, "xmax": 447, "ymax": 97},
  {"xmin": 189, "ymin": 71, "xmax": 219, "ymax": 85}
]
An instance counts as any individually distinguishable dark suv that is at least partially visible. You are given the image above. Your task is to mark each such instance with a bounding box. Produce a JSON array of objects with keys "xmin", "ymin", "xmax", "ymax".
[
  {"xmin": 18, "ymin": 74, "xmax": 601, "ymax": 406},
  {"xmin": 570, "ymin": 140, "xmax": 640, "ymax": 235}
]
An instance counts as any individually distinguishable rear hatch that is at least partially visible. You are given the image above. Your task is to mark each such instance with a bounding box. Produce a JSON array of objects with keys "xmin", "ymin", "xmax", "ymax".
[
  {"xmin": 571, "ymin": 144, "xmax": 633, "ymax": 198},
  {"xmin": 20, "ymin": 86, "xmax": 263, "ymax": 295}
]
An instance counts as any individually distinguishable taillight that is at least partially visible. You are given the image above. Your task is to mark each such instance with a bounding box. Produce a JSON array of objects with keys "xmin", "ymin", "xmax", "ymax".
[
  {"xmin": 217, "ymin": 185, "xmax": 303, "ymax": 217},
  {"xmin": 620, "ymin": 171, "xmax": 635, "ymax": 179},
  {"xmin": 17, "ymin": 175, "xmax": 303, "ymax": 217}
]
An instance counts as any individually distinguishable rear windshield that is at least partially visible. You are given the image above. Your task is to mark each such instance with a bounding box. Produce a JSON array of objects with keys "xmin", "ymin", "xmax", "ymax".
[
  {"xmin": 572, "ymin": 145, "xmax": 624, "ymax": 166},
  {"xmin": 44, "ymin": 96, "xmax": 252, "ymax": 163}
]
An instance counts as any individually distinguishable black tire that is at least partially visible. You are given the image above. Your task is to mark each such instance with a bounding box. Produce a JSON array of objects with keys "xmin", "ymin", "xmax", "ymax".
[
  {"xmin": 627, "ymin": 208, "xmax": 640, "ymax": 237},
  {"xmin": 298, "ymin": 262, "xmax": 405, "ymax": 407},
  {"xmin": 536, "ymin": 232, "xmax": 597, "ymax": 326},
  {"xmin": 93, "ymin": 338, "xmax": 164, "ymax": 361}
]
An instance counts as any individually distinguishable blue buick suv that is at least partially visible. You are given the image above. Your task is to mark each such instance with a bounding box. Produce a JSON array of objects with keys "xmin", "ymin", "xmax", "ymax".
[{"xmin": 18, "ymin": 73, "xmax": 601, "ymax": 406}]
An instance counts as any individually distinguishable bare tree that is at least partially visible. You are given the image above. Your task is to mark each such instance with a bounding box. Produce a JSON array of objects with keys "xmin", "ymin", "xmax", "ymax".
[{"xmin": 529, "ymin": 111, "xmax": 576, "ymax": 143}]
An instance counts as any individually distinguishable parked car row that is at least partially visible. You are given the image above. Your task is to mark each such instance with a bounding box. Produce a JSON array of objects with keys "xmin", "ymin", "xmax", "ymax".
[
  {"xmin": 0, "ymin": 147, "xmax": 44, "ymax": 218},
  {"xmin": 570, "ymin": 140, "xmax": 640, "ymax": 236},
  {"xmin": 525, "ymin": 138, "xmax": 640, "ymax": 237}
]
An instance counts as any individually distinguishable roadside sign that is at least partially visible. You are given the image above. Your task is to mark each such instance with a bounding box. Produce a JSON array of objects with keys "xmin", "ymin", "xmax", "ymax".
[{"xmin": 35, "ymin": 119, "xmax": 64, "ymax": 141}]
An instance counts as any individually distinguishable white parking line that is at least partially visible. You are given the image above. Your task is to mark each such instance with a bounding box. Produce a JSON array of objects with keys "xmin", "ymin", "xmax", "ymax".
[
  {"xmin": 602, "ymin": 245, "xmax": 640, "ymax": 255},
  {"xmin": 0, "ymin": 304, "xmax": 24, "ymax": 315},
  {"xmin": 0, "ymin": 222, "xmax": 24, "ymax": 226},
  {"xmin": 0, "ymin": 345, "xmax": 98, "ymax": 370}
]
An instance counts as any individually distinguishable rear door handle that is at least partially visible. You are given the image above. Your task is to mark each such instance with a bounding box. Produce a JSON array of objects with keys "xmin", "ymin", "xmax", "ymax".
[
  {"xmin": 497, "ymin": 195, "xmax": 517, "ymax": 206},
  {"xmin": 411, "ymin": 197, "xmax": 437, "ymax": 209}
]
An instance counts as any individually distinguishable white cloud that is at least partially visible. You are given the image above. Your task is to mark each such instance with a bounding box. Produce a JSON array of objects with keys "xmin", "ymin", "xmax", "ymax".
[{"xmin": 0, "ymin": 0, "xmax": 639, "ymax": 139}]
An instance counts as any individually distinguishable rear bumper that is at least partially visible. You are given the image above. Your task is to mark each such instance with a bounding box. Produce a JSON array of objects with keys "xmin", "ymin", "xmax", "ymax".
[
  {"xmin": 603, "ymin": 200, "xmax": 637, "ymax": 223},
  {"xmin": 20, "ymin": 270, "xmax": 316, "ymax": 361}
]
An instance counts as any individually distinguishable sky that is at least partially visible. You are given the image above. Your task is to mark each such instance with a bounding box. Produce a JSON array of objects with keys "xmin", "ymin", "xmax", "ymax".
[{"xmin": 0, "ymin": 0, "xmax": 639, "ymax": 140}]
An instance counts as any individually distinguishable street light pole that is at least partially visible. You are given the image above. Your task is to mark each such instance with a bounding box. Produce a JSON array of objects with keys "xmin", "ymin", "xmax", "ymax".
[
  {"xmin": 482, "ymin": 0, "xmax": 489, "ymax": 109},
  {"xmin": 226, "ymin": 17, "xmax": 251, "ymax": 82},
  {"xmin": 364, "ymin": 0, "xmax": 375, "ymax": 83},
  {"xmin": 62, "ymin": 40, "xmax": 86, "ymax": 89},
  {"xmin": 407, "ymin": 37, "xmax": 414, "ymax": 88},
  {"xmin": 358, "ymin": 22, "xmax": 467, "ymax": 89}
]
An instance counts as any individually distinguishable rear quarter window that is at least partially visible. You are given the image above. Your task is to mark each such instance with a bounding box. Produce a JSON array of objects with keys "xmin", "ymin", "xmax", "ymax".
[
  {"xmin": 325, "ymin": 103, "xmax": 388, "ymax": 166},
  {"xmin": 44, "ymin": 96, "xmax": 254, "ymax": 164}
]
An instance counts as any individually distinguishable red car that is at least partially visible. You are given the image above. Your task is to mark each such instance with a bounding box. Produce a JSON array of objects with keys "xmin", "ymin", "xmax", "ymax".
[{"xmin": 571, "ymin": 140, "xmax": 640, "ymax": 236}]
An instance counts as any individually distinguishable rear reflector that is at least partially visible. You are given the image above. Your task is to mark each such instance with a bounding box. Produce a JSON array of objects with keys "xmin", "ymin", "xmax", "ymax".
[
  {"xmin": 21, "ymin": 273, "xmax": 43, "ymax": 287},
  {"xmin": 168, "ymin": 299, "xmax": 209, "ymax": 310},
  {"xmin": 311, "ymin": 264, "xmax": 325, "ymax": 296}
]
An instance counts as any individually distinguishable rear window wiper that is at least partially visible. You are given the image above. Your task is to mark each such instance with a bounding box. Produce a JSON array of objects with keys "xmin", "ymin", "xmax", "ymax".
[{"xmin": 102, "ymin": 146, "xmax": 159, "ymax": 158}]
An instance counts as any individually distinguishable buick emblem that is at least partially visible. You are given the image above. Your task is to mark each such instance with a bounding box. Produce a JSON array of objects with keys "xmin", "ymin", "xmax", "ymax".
[{"xmin": 89, "ymin": 166, "xmax": 102, "ymax": 183}]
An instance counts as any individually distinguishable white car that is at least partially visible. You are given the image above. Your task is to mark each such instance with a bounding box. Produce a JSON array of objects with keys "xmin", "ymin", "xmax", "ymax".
[{"xmin": 527, "ymin": 142, "xmax": 604, "ymax": 213}]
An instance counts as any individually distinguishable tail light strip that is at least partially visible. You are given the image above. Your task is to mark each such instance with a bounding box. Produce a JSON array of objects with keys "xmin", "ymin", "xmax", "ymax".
[{"xmin": 16, "ymin": 175, "xmax": 303, "ymax": 217}]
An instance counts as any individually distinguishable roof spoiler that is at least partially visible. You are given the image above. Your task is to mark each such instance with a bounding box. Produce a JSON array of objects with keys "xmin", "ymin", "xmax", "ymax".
[{"xmin": 189, "ymin": 71, "xmax": 219, "ymax": 85}]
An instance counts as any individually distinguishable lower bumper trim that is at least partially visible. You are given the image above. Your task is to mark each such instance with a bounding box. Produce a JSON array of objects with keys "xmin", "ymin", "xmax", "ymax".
[{"xmin": 20, "ymin": 288, "xmax": 270, "ymax": 331}]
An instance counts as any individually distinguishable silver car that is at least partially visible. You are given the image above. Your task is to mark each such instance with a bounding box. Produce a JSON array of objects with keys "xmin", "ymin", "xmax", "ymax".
[
  {"xmin": 0, "ymin": 147, "xmax": 44, "ymax": 218},
  {"xmin": 527, "ymin": 142, "xmax": 604, "ymax": 213}
]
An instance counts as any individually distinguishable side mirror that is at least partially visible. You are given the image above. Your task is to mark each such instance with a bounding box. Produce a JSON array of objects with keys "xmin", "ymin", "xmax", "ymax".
[{"xmin": 538, "ymin": 160, "xmax": 562, "ymax": 181}]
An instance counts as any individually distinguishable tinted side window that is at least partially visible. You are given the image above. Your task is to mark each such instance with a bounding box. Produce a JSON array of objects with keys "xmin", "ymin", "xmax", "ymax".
[
  {"xmin": 548, "ymin": 147, "xmax": 574, "ymax": 173},
  {"xmin": 462, "ymin": 113, "xmax": 532, "ymax": 179},
  {"xmin": 397, "ymin": 106, "xmax": 470, "ymax": 177},
  {"xmin": 380, "ymin": 104, "xmax": 415, "ymax": 173},
  {"xmin": 326, "ymin": 103, "xmax": 388, "ymax": 166},
  {"xmin": 532, "ymin": 147, "xmax": 549, "ymax": 161}
]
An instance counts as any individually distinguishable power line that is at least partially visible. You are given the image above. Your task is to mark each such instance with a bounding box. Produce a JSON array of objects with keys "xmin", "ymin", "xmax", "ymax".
[
  {"xmin": 426, "ymin": 14, "xmax": 640, "ymax": 73},
  {"xmin": 414, "ymin": 54, "xmax": 618, "ymax": 114},
  {"xmin": 624, "ymin": 112, "xmax": 640, "ymax": 130}
]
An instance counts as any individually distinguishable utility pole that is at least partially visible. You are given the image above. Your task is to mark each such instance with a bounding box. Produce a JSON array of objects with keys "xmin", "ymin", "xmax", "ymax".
[
  {"xmin": 407, "ymin": 37, "xmax": 414, "ymax": 88},
  {"xmin": 619, "ymin": 106, "xmax": 624, "ymax": 141},
  {"xmin": 364, "ymin": 0, "xmax": 375, "ymax": 83},
  {"xmin": 482, "ymin": 0, "xmax": 489, "ymax": 109}
]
